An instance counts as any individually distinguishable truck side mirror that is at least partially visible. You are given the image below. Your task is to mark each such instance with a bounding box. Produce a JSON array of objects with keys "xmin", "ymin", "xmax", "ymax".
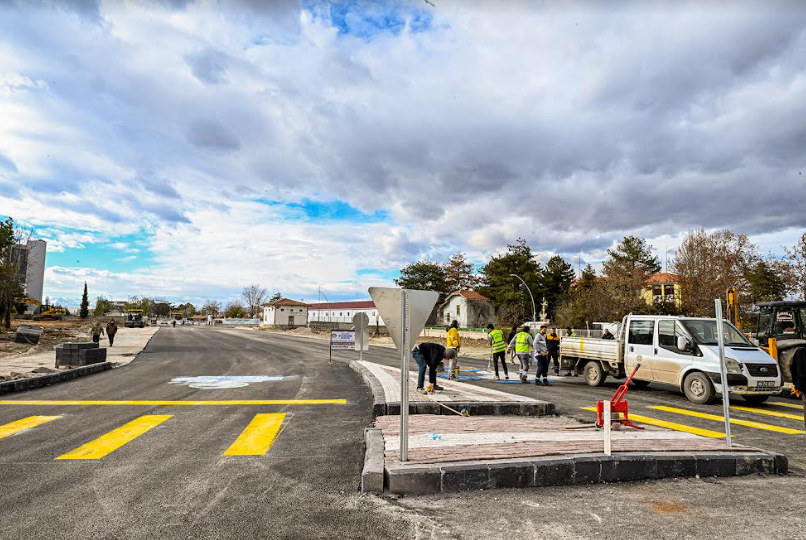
[{"xmin": 677, "ymin": 336, "xmax": 689, "ymax": 351}]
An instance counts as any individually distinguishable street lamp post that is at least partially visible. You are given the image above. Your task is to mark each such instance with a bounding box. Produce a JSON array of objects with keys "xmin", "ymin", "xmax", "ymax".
[{"xmin": 509, "ymin": 274, "xmax": 536, "ymax": 322}]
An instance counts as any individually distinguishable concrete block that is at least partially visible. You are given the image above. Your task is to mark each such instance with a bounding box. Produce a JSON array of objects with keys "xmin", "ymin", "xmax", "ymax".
[
  {"xmin": 533, "ymin": 457, "xmax": 575, "ymax": 487},
  {"xmin": 735, "ymin": 453, "xmax": 775, "ymax": 476},
  {"xmin": 361, "ymin": 428, "xmax": 385, "ymax": 493},
  {"xmin": 488, "ymin": 461, "xmax": 534, "ymax": 489},
  {"xmin": 695, "ymin": 453, "xmax": 737, "ymax": 478},
  {"xmin": 572, "ymin": 455, "xmax": 604, "ymax": 484},
  {"xmin": 78, "ymin": 348, "xmax": 107, "ymax": 365},
  {"xmin": 468, "ymin": 403, "xmax": 496, "ymax": 416},
  {"xmin": 385, "ymin": 466, "xmax": 441, "ymax": 494},
  {"xmin": 611, "ymin": 454, "xmax": 658, "ymax": 482},
  {"xmin": 372, "ymin": 403, "xmax": 386, "ymax": 417},
  {"xmin": 441, "ymin": 463, "xmax": 490, "ymax": 492},
  {"xmin": 773, "ymin": 453, "xmax": 788, "ymax": 475},
  {"xmin": 654, "ymin": 453, "xmax": 697, "ymax": 478},
  {"xmin": 386, "ymin": 403, "xmax": 400, "ymax": 416}
]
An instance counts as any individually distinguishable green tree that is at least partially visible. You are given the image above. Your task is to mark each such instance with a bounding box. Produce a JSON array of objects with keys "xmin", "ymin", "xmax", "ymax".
[
  {"xmin": 478, "ymin": 239, "xmax": 542, "ymax": 325},
  {"xmin": 602, "ymin": 236, "xmax": 661, "ymax": 317},
  {"xmin": 395, "ymin": 261, "xmax": 448, "ymax": 298},
  {"xmin": 269, "ymin": 292, "xmax": 282, "ymax": 302},
  {"xmin": 542, "ymin": 255, "xmax": 575, "ymax": 319},
  {"xmin": 94, "ymin": 296, "xmax": 111, "ymax": 317},
  {"xmin": 746, "ymin": 259, "xmax": 787, "ymax": 304},
  {"xmin": 224, "ymin": 301, "xmax": 247, "ymax": 318},
  {"xmin": 443, "ymin": 252, "xmax": 479, "ymax": 293},
  {"xmin": 0, "ymin": 218, "xmax": 27, "ymax": 329},
  {"xmin": 554, "ymin": 265, "xmax": 614, "ymax": 328},
  {"xmin": 79, "ymin": 283, "xmax": 89, "ymax": 319}
]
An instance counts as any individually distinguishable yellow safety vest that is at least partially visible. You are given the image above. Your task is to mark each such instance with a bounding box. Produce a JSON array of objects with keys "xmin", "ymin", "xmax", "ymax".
[
  {"xmin": 515, "ymin": 332, "xmax": 531, "ymax": 353},
  {"xmin": 489, "ymin": 329, "xmax": 506, "ymax": 353}
]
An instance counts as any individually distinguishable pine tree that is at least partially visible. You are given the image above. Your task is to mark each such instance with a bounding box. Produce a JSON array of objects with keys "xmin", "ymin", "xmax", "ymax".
[
  {"xmin": 542, "ymin": 255, "xmax": 575, "ymax": 319},
  {"xmin": 478, "ymin": 239, "xmax": 542, "ymax": 324},
  {"xmin": 79, "ymin": 282, "xmax": 89, "ymax": 319}
]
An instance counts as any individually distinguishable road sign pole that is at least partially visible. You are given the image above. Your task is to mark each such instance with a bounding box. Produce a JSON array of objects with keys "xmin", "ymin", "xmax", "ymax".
[
  {"xmin": 715, "ymin": 299, "xmax": 732, "ymax": 448},
  {"xmin": 400, "ymin": 291, "xmax": 410, "ymax": 462}
]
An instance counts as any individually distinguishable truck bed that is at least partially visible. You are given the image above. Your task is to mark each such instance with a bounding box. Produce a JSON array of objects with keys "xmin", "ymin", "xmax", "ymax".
[{"xmin": 560, "ymin": 337, "xmax": 620, "ymax": 365}]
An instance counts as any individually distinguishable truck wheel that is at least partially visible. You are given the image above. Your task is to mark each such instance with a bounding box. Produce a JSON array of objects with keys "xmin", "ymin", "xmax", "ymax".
[
  {"xmin": 742, "ymin": 395, "xmax": 769, "ymax": 405},
  {"xmin": 683, "ymin": 372, "xmax": 716, "ymax": 404},
  {"xmin": 630, "ymin": 380, "xmax": 651, "ymax": 388},
  {"xmin": 584, "ymin": 361, "xmax": 607, "ymax": 387}
]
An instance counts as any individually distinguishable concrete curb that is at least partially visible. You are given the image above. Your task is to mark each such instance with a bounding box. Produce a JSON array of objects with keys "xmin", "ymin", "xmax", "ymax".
[
  {"xmin": 0, "ymin": 362, "xmax": 113, "ymax": 395},
  {"xmin": 382, "ymin": 451, "xmax": 789, "ymax": 494},
  {"xmin": 348, "ymin": 360, "xmax": 554, "ymax": 417},
  {"xmin": 361, "ymin": 428, "xmax": 385, "ymax": 493}
]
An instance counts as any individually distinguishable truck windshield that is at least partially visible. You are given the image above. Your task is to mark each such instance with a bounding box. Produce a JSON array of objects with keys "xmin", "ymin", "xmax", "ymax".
[{"xmin": 680, "ymin": 319, "xmax": 752, "ymax": 347}]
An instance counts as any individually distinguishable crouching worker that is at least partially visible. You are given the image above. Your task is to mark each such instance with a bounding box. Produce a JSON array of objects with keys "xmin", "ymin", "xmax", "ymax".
[
  {"xmin": 412, "ymin": 343, "xmax": 454, "ymax": 394},
  {"xmin": 507, "ymin": 326, "xmax": 534, "ymax": 383}
]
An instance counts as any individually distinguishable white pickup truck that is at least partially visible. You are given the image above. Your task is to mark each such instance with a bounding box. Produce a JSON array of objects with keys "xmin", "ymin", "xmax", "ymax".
[{"xmin": 560, "ymin": 314, "xmax": 782, "ymax": 404}]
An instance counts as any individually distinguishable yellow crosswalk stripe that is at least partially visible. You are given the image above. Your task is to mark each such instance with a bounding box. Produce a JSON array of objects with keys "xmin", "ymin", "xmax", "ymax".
[
  {"xmin": 649, "ymin": 405, "xmax": 805, "ymax": 435},
  {"xmin": 730, "ymin": 405, "xmax": 804, "ymax": 421},
  {"xmin": 0, "ymin": 416, "xmax": 61, "ymax": 441},
  {"xmin": 224, "ymin": 413, "xmax": 287, "ymax": 456},
  {"xmin": 0, "ymin": 400, "xmax": 345, "ymax": 406},
  {"xmin": 581, "ymin": 407, "xmax": 725, "ymax": 438},
  {"xmin": 768, "ymin": 401, "xmax": 803, "ymax": 411},
  {"xmin": 56, "ymin": 415, "xmax": 172, "ymax": 460}
]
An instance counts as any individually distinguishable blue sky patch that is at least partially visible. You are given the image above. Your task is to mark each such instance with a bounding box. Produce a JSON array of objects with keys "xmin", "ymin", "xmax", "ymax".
[
  {"xmin": 304, "ymin": 0, "xmax": 433, "ymax": 39},
  {"xmin": 257, "ymin": 198, "xmax": 388, "ymax": 223}
]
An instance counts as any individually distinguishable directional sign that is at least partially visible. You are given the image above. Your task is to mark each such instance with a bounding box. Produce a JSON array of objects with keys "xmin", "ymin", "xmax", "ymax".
[
  {"xmin": 352, "ymin": 312, "xmax": 370, "ymax": 352},
  {"xmin": 368, "ymin": 288, "xmax": 439, "ymax": 352},
  {"xmin": 330, "ymin": 330, "xmax": 356, "ymax": 350}
]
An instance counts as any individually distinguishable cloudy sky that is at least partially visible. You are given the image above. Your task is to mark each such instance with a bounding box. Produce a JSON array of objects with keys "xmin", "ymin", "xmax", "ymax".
[{"xmin": 2, "ymin": 0, "xmax": 805, "ymax": 307}]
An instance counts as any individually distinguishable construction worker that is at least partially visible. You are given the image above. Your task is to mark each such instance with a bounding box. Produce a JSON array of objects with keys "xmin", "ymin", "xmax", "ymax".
[
  {"xmin": 412, "ymin": 343, "xmax": 453, "ymax": 394},
  {"xmin": 106, "ymin": 319, "xmax": 118, "ymax": 346},
  {"xmin": 90, "ymin": 321, "xmax": 105, "ymax": 344},
  {"xmin": 791, "ymin": 347, "xmax": 806, "ymax": 430},
  {"xmin": 566, "ymin": 327, "xmax": 576, "ymax": 337},
  {"xmin": 507, "ymin": 325, "xmax": 519, "ymax": 365},
  {"xmin": 546, "ymin": 327, "xmax": 561, "ymax": 375},
  {"xmin": 486, "ymin": 324, "xmax": 509, "ymax": 380},
  {"xmin": 446, "ymin": 320, "xmax": 461, "ymax": 380},
  {"xmin": 534, "ymin": 326, "xmax": 550, "ymax": 385},
  {"xmin": 507, "ymin": 325, "xmax": 534, "ymax": 383}
]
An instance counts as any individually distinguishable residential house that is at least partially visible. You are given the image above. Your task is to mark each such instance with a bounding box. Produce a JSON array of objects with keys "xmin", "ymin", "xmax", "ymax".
[
  {"xmin": 643, "ymin": 272, "xmax": 682, "ymax": 308},
  {"xmin": 438, "ymin": 291, "xmax": 495, "ymax": 328}
]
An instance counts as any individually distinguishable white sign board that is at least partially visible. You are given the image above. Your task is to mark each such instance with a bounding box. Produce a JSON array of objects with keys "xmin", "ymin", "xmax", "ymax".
[{"xmin": 330, "ymin": 330, "xmax": 356, "ymax": 350}]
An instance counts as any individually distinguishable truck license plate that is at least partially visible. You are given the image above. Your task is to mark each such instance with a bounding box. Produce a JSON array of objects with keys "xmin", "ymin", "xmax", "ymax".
[{"xmin": 756, "ymin": 381, "xmax": 776, "ymax": 387}]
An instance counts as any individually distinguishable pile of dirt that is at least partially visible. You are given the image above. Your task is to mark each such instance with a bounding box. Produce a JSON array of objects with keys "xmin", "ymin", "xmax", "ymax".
[{"xmin": 290, "ymin": 327, "xmax": 318, "ymax": 335}]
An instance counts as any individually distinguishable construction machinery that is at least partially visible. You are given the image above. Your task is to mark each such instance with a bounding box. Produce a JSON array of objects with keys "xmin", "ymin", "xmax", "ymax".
[
  {"xmin": 124, "ymin": 308, "xmax": 145, "ymax": 328},
  {"xmin": 33, "ymin": 305, "xmax": 68, "ymax": 321},
  {"xmin": 754, "ymin": 300, "xmax": 806, "ymax": 384}
]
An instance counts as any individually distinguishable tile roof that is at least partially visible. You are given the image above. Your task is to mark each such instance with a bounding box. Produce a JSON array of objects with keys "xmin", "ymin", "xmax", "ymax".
[
  {"xmin": 440, "ymin": 290, "xmax": 491, "ymax": 306},
  {"xmin": 262, "ymin": 298, "xmax": 308, "ymax": 307},
  {"xmin": 307, "ymin": 300, "xmax": 376, "ymax": 310},
  {"xmin": 646, "ymin": 272, "xmax": 680, "ymax": 284}
]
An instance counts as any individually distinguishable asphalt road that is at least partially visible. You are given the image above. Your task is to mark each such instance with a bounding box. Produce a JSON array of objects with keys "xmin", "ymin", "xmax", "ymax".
[
  {"xmin": 0, "ymin": 328, "xmax": 411, "ymax": 539},
  {"xmin": 2, "ymin": 327, "xmax": 804, "ymax": 540}
]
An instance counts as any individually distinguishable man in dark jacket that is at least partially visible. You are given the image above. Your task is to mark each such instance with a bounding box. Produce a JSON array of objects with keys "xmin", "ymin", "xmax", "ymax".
[
  {"xmin": 791, "ymin": 347, "xmax": 806, "ymax": 430},
  {"xmin": 106, "ymin": 320, "xmax": 118, "ymax": 346},
  {"xmin": 412, "ymin": 343, "xmax": 455, "ymax": 393}
]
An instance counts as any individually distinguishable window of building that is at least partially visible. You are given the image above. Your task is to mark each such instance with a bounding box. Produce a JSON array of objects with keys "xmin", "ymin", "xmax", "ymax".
[{"xmin": 456, "ymin": 305, "xmax": 461, "ymax": 316}]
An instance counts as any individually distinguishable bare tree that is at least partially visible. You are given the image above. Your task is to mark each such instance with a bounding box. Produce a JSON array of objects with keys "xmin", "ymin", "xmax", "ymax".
[
  {"xmin": 241, "ymin": 284, "xmax": 267, "ymax": 318},
  {"xmin": 200, "ymin": 299, "xmax": 222, "ymax": 317},
  {"xmin": 224, "ymin": 301, "xmax": 247, "ymax": 319},
  {"xmin": 781, "ymin": 231, "xmax": 806, "ymax": 300},
  {"xmin": 672, "ymin": 229, "xmax": 758, "ymax": 317}
]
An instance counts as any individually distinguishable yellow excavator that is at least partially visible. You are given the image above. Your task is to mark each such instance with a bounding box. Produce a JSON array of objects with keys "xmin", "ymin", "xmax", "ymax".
[{"xmin": 33, "ymin": 305, "xmax": 68, "ymax": 321}]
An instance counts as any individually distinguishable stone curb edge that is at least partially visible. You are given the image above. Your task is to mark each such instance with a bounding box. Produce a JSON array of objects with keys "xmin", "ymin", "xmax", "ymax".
[
  {"xmin": 361, "ymin": 428, "xmax": 385, "ymax": 493},
  {"xmin": 0, "ymin": 362, "xmax": 113, "ymax": 395},
  {"xmin": 347, "ymin": 361, "xmax": 555, "ymax": 417},
  {"xmin": 383, "ymin": 451, "xmax": 789, "ymax": 494}
]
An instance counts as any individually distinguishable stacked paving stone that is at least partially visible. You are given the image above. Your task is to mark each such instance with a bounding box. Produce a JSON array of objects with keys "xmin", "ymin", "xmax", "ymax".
[{"xmin": 55, "ymin": 342, "xmax": 107, "ymax": 368}]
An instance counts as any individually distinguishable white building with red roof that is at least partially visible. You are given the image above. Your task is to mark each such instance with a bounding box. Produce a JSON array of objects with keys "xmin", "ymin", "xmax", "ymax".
[
  {"xmin": 261, "ymin": 298, "xmax": 308, "ymax": 328},
  {"xmin": 438, "ymin": 290, "xmax": 495, "ymax": 328},
  {"xmin": 306, "ymin": 300, "xmax": 383, "ymax": 326}
]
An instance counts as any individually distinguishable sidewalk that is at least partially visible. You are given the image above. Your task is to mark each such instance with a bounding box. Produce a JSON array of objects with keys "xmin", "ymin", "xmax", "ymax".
[
  {"xmin": 0, "ymin": 327, "xmax": 159, "ymax": 378},
  {"xmin": 350, "ymin": 360, "xmax": 553, "ymax": 417}
]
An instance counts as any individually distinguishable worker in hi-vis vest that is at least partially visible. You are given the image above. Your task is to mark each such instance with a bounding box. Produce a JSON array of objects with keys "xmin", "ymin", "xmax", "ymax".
[
  {"xmin": 445, "ymin": 320, "xmax": 461, "ymax": 380},
  {"xmin": 486, "ymin": 324, "xmax": 509, "ymax": 380},
  {"xmin": 507, "ymin": 325, "xmax": 534, "ymax": 383}
]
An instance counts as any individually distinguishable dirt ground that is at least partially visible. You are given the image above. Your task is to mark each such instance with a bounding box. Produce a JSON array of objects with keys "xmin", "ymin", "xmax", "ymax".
[{"xmin": 259, "ymin": 326, "xmax": 493, "ymax": 360}]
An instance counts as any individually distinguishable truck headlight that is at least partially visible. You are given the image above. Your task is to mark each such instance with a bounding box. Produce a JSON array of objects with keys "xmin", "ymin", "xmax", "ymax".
[{"xmin": 725, "ymin": 358, "xmax": 742, "ymax": 374}]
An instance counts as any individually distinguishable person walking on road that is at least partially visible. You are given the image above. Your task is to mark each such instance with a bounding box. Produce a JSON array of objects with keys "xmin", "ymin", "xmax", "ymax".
[
  {"xmin": 546, "ymin": 327, "xmax": 561, "ymax": 375},
  {"xmin": 508, "ymin": 325, "xmax": 534, "ymax": 383},
  {"xmin": 486, "ymin": 324, "xmax": 509, "ymax": 380},
  {"xmin": 106, "ymin": 319, "xmax": 118, "ymax": 346},
  {"xmin": 791, "ymin": 347, "xmax": 806, "ymax": 430},
  {"xmin": 534, "ymin": 325, "xmax": 551, "ymax": 385},
  {"xmin": 412, "ymin": 343, "xmax": 453, "ymax": 394},
  {"xmin": 446, "ymin": 320, "xmax": 461, "ymax": 380},
  {"xmin": 90, "ymin": 321, "xmax": 105, "ymax": 344},
  {"xmin": 507, "ymin": 325, "xmax": 519, "ymax": 366}
]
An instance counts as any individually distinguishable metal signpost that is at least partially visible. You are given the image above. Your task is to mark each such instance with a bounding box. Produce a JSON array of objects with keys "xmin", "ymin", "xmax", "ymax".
[
  {"xmin": 352, "ymin": 312, "xmax": 370, "ymax": 362},
  {"xmin": 714, "ymin": 299, "xmax": 733, "ymax": 448},
  {"xmin": 369, "ymin": 287, "xmax": 439, "ymax": 462}
]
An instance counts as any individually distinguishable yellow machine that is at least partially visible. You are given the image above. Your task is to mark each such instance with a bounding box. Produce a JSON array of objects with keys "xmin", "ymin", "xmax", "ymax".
[
  {"xmin": 33, "ymin": 305, "xmax": 67, "ymax": 321},
  {"xmin": 124, "ymin": 308, "xmax": 145, "ymax": 328}
]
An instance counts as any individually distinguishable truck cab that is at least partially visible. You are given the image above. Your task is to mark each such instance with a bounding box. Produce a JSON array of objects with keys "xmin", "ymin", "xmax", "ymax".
[{"xmin": 754, "ymin": 301, "xmax": 806, "ymax": 384}]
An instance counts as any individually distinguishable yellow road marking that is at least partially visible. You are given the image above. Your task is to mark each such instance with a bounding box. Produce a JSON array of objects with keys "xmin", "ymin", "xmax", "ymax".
[
  {"xmin": 768, "ymin": 401, "xmax": 804, "ymax": 411},
  {"xmin": 224, "ymin": 413, "xmax": 287, "ymax": 456},
  {"xmin": 0, "ymin": 400, "xmax": 346, "ymax": 406},
  {"xmin": 649, "ymin": 405, "xmax": 805, "ymax": 435},
  {"xmin": 56, "ymin": 415, "xmax": 172, "ymax": 460},
  {"xmin": 730, "ymin": 405, "xmax": 804, "ymax": 421},
  {"xmin": 581, "ymin": 407, "xmax": 725, "ymax": 438},
  {"xmin": 0, "ymin": 416, "xmax": 61, "ymax": 441}
]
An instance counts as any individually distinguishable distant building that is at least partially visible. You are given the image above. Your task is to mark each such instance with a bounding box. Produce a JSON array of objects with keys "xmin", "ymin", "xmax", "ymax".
[
  {"xmin": 438, "ymin": 291, "xmax": 495, "ymax": 328},
  {"xmin": 307, "ymin": 300, "xmax": 383, "ymax": 325},
  {"xmin": 13, "ymin": 239, "xmax": 46, "ymax": 312},
  {"xmin": 642, "ymin": 272, "xmax": 682, "ymax": 308},
  {"xmin": 262, "ymin": 298, "xmax": 308, "ymax": 328}
]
